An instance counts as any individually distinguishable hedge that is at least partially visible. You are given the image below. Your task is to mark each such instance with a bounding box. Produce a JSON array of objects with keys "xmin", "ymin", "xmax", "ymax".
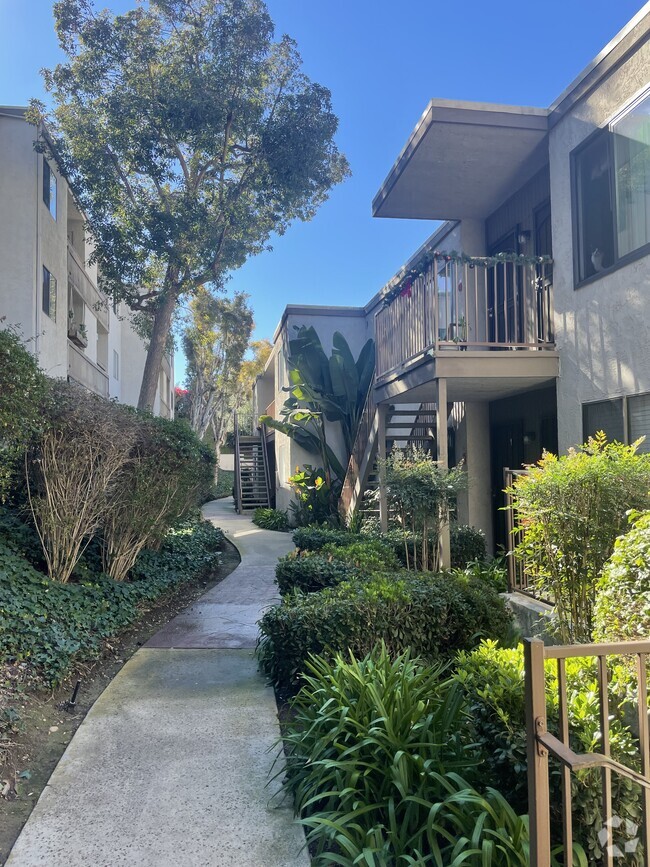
[
  {"xmin": 275, "ymin": 551, "xmax": 356, "ymax": 595},
  {"xmin": 258, "ymin": 571, "xmax": 513, "ymax": 691}
]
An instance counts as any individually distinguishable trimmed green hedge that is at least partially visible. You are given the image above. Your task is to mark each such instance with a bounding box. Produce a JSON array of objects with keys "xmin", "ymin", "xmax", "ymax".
[
  {"xmin": 258, "ymin": 572, "xmax": 513, "ymax": 691},
  {"xmin": 0, "ymin": 515, "xmax": 224, "ymax": 684},
  {"xmin": 275, "ymin": 551, "xmax": 356, "ymax": 595},
  {"xmin": 292, "ymin": 526, "xmax": 354, "ymax": 551},
  {"xmin": 450, "ymin": 525, "xmax": 487, "ymax": 568}
]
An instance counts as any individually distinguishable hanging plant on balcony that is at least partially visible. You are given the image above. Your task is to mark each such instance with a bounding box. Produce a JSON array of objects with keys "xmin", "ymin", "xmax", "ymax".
[{"xmin": 381, "ymin": 249, "xmax": 553, "ymax": 309}]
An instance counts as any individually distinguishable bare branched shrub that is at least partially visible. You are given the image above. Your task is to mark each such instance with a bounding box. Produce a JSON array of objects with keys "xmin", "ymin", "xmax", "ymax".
[
  {"xmin": 26, "ymin": 383, "xmax": 135, "ymax": 584},
  {"xmin": 101, "ymin": 416, "xmax": 214, "ymax": 581}
]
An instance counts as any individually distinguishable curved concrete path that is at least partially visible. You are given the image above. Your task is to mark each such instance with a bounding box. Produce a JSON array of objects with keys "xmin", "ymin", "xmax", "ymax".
[{"xmin": 7, "ymin": 499, "xmax": 308, "ymax": 867}]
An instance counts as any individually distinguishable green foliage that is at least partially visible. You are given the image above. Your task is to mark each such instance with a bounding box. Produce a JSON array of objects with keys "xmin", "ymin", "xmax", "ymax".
[
  {"xmin": 459, "ymin": 558, "xmax": 509, "ymax": 594},
  {"xmin": 36, "ymin": 0, "xmax": 349, "ymax": 407},
  {"xmin": 508, "ymin": 433, "xmax": 650, "ymax": 642},
  {"xmin": 450, "ymin": 524, "xmax": 487, "ymax": 568},
  {"xmin": 275, "ymin": 551, "xmax": 357, "ymax": 595},
  {"xmin": 288, "ymin": 464, "xmax": 341, "ymax": 526},
  {"xmin": 0, "ymin": 327, "xmax": 49, "ymax": 503},
  {"xmin": 454, "ymin": 641, "xmax": 641, "ymax": 864},
  {"xmin": 261, "ymin": 327, "xmax": 374, "ymax": 486},
  {"xmin": 382, "ymin": 445, "xmax": 466, "ymax": 571},
  {"xmin": 0, "ymin": 514, "xmax": 223, "ymax": 685},
  {"xmin": 258, "ymin": 571, "xmax": 513, "ymax": 691},
  {"xmin": 183, "ymin": 289, "xmax": 253, "ymax": 443},
  {"xmin": 321, "ymin": 538, "xmax": 399, "ymax": 573},
  {"xmin": 594, "ymin": 509, "xmax": 650, "ymax": 642},
  {"xmin": 252, "ymin": 507, "xmax": 289, "ymax": 532},
  {"xmin": 281, "ymin": 645, "xmax": 574, "ymax": 866},
  {"xmin": 292, "ymin": 525, "xmax": 355, "ymax": 551},
  {"xmin": 102, "ymin": 413, "xmax": 216, "ymax": 581}
]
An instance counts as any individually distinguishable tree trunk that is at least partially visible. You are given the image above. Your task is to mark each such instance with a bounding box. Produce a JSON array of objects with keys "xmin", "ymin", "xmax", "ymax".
[{"xmin": 138, "ymin": 275, "xmax": 178, "ymax": 412}]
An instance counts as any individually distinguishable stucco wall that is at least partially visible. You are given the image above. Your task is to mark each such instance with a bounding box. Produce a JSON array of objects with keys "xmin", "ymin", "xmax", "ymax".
[{"xmin": 549, "ymin": 49, "xmax": 650, "ymax": 451}]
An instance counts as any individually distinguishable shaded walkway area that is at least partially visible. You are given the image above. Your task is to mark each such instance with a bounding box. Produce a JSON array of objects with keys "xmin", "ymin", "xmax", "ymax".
[{"xmin": 7, "ymin": 499, "xmax": 307, "ymax": 867}]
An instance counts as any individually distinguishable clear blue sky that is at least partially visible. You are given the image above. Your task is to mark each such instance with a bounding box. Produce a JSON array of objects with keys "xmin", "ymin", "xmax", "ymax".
[{"xmin": 0, "ymin": 0, "xmax": 645, "ymax": 383}]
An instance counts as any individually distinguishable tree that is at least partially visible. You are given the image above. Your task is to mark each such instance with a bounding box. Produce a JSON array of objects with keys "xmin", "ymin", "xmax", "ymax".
[
  {"xmin": 183, "ymin": 288, "xmax": 253, "ymax": 470},
  {"xmin": 34, "ymin": 0, "xmax": 349, "ymax": 409},
  {"xmin": 235, "ymin": 337, "xmax": 273, "ymax": 431}
]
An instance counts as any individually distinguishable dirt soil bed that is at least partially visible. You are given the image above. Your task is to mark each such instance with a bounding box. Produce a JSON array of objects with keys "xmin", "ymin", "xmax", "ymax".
[{"xmin": 0, "ymin": 538, "xmax": 241, "ymax": 865}]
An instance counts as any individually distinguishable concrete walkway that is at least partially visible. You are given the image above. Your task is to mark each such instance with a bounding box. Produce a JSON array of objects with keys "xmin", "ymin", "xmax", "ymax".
[{"xmin": 7, "ymin": 499, "xmax": 308, "ymax": 867}]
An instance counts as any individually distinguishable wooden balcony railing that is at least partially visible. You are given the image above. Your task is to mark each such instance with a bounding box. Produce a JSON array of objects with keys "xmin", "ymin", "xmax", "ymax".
[
  {"xmin": 68, "ymin": 340, "xmax": 109, "ymax": 397},
  {"xmin": 375, "ymin": 256, "xmax": 554, "ymax": 380}
]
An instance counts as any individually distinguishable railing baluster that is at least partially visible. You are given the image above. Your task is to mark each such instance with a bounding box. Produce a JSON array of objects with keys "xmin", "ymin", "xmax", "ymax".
[
  {"xmin": 557, "ymin": 658, "xmax": 574, "ymax": 864},
  {"xmin": 525, "ymin": 638, "xmax": 551, "ymax": 867},
  {"xmin": 637, "ymin": 653, "xmax": 650, "ymax": 862},
  {"xmin": 598, "ymin": 655, "xmax": 614, "ymax": 867}
]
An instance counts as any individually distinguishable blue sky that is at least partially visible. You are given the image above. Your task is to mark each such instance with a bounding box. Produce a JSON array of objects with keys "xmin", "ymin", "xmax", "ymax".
[{"xmin": 0, "ymin": 0, "xmax": 645, "ymax": 382}]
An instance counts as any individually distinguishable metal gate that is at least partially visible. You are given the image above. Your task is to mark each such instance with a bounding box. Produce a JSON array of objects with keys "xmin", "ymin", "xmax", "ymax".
[{"xmin": 525, "ymin": 637, "xmax": 650, "ymax": 866}]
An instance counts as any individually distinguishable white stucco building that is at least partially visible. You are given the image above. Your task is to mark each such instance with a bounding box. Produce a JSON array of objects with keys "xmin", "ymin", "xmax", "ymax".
[
  {"xmin": 0, "ymin": 107, "xmax": 173, "ymax": 418},
  {"xmin": 253, "ymin": 4, "xmax": 650, "ymax": 558}
]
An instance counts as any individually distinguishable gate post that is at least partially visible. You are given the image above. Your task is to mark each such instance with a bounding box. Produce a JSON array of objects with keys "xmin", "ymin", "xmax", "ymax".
[{"xmin": 524, "ymin": 637, "xmax": 551, "ymax": 867}]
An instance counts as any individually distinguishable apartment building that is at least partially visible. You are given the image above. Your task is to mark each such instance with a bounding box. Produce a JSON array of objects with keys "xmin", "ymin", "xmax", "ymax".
[
  {"xmin": 252, "ymin": 4, "xmax": 650, "ymax": 561},
  {"xmin": 0, "ymin": 107, "xmax": 173, "ymax": 418}
]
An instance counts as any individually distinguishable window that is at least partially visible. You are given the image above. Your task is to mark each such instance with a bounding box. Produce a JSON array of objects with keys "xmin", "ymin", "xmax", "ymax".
[
  {"xmin": 113, "ymin": 350, "xmax": 120, "ymax": 381},
  {"xmin": 573, "ymin": 88, "xmax": 650, "ymax": 284},
  {"xmin": 583, "ymin": 393, "xmax": 650, "ymax": 451},
  {"xmin": 42, "ymin": 267, "xmax": 57, "ymax": 321},
  {"xmin": 43, "ymin": 159, "xmax": 57, "ymax": 219}
]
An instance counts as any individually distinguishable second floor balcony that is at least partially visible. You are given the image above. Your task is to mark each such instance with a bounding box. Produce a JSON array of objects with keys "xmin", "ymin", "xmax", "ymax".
[{"xmin": 375, "ymin": 253, "xmax": 554, "ymax": 382}]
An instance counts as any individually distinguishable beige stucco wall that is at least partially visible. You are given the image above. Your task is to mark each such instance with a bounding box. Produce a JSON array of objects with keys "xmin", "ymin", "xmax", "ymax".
[{"xmin": 549, "ymin": 50, "xmax": 650, "ymax": 452}]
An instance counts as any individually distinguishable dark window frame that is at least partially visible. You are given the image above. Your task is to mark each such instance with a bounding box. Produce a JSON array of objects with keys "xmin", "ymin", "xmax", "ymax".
[
  {"xmin": 42, "ymin": 158, "xmax": 57, "ymax": 220},
  {"xmin": 571, "ymin": 93, "xmax": 650, "ymax": 290},
  {"xmin": 42, "ymin": 266, "xmax": 57, "ymax": 321},
  {"xmin": 582, "ymin": 392, "xmax": 650, "ymax": 452}
]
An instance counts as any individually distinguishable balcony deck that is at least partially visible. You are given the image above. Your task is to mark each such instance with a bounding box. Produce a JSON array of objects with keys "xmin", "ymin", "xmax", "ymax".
[
  {"xmin": 68, "ymin": 340, "xmax": 109, "ymax": 398},
  {"xmin": 374, "ymin": 254, "xmax": 558, "ymax": 402}
]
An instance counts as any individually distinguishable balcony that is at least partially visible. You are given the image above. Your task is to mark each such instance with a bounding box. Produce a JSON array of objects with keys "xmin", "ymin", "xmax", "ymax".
[
  {"xmin": 67, "ymin": 244, "xmax": 109, "ymax": 330},
  {"xmin": 374, "ymin": 254, "xmax": 557, "ymax": 400},
  {"xmin": 68, "ymin": 341, "xmax": 109, "ymax": 398}
]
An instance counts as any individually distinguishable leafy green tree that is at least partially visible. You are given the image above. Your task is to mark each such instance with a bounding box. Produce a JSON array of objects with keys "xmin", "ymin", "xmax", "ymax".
[
  {"xmin": 33, "ymin": 0, "xmax": 349, "ymax": 409},
  {"xmin": 233, "ymin": 337, "xmax": 273, "ymax": 433},
  {"xmin": 183, "ymin": 288, "xmax": 253, "ymax": 474}
]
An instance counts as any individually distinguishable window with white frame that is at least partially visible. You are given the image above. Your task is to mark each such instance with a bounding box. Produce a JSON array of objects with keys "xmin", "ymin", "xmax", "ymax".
[
  {"xmin": 113, "ymin": 349, "xmax": 120, "ymax": 381},
  {"xmin": 573, "ymin": 87, "xmax": 650, "ymax": 283}
]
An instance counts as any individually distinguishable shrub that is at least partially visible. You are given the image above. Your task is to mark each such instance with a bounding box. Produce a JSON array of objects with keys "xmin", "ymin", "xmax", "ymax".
[
  {"xmin": 454, "ymin": 640, "xmax": 640, "ymax": 864},
  {"xmin": 508, "ymin": 433, "xmax": 650, "ymax": 642},
  {"xmin": 451, "ymin": 524, "xmax": 487, "ymax": 568},
  {"xmin": 101, "ymin": 415, "xmax": 217, "ymax": 581},
  {"xmin": 593, "ymin": 509, "xmax": 650, "ymax": 642},
  {"xmin": 26, "ymin": 382, "xmax": 136, "ymax": 584},
  {"xmin": 252, "ymin": 507, "xmax": 289, "ymax": 532},
  {"xmin": 258, "ymin": 571, "xmax": 513, "ymax": 691},
  {"xmin": 292, "ymin": 525, "xmax": 355, "ymax": 551},
  {"xmin": 0, "ymin": 514, "xmax": 223, "ymax": 684},
  {"xmin": 0, "ymin": 326, "xmax": 49, "ymax": 503},
  {"xmin": 321, "ymin": 538, "xmax": 400, "ymax": 573},
  {"xmin": 283, "ymin": 644, "xmax": 488, "ymax": 864},
  {"xmin": 275, "ymin": 551, "xmax": 356, "ymax": 595},
  {"xmin": 288, "ymin": 465, "xmax": 341, "ymax": 527},
  {"xmin": 459, "ymin": 557, "xmax": 508, "ymax": 594},
  {"xmin": 380, "ymin": 445, "xmax": 466, "ymax": 571}
]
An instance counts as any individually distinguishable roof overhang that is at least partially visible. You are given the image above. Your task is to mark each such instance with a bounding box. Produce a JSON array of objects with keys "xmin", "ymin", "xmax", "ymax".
[{"xmin": 372, "ymin": 99, "xmax": 549, "ymax": 221}]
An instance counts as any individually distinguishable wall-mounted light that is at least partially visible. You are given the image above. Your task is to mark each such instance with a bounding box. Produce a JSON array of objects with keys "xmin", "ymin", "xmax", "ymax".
[{"xmin": 517, "ymin": 229, "xmax": 531, "ymax": 246}]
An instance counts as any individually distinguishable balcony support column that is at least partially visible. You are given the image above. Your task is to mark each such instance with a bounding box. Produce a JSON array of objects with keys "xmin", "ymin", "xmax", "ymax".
[
  {"xmin": 378, "ymin": 403, "xmax": 388, "ymax": 533},
  {"xmin": 436, "ymin": 378, "xmax": 451, "ymax": 569}
]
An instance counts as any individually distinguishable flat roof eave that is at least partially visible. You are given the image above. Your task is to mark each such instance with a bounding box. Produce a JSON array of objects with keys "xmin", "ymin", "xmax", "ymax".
[{"xmin": 372, "ymin": 100, "xmax": 548, "ymax": 221}]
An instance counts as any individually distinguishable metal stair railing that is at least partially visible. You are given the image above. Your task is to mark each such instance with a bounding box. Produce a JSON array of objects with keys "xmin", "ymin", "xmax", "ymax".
[{"xmin": 233, "ymin": 412, "xmax": 243, "ymax": 514}]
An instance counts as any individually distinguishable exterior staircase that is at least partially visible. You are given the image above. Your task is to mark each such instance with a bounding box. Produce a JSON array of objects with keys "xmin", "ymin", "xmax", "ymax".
[{"xmin": 233, "ymin": 415, "xmax": 272, "ymax": 513}]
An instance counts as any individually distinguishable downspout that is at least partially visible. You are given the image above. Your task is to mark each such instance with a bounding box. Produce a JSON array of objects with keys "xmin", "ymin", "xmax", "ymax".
[{"xmin": 34, "ymin": 128, "xmax": 40, "ymax": 357}]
